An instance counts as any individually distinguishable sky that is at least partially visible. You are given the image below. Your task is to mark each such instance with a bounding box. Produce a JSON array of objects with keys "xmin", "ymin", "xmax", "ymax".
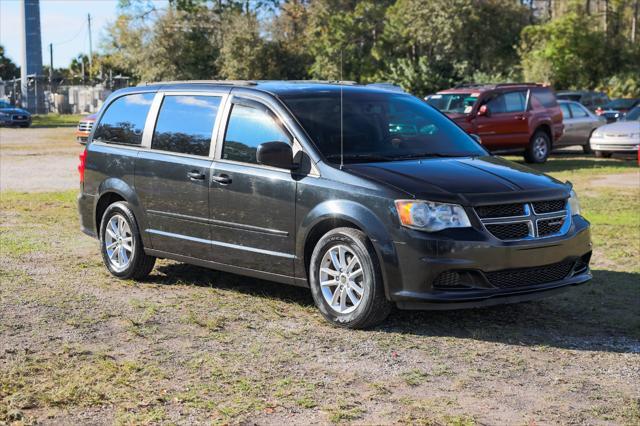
[{"xmin": 0, "ymin": 0, "xmax": 167, "ymax": 70}]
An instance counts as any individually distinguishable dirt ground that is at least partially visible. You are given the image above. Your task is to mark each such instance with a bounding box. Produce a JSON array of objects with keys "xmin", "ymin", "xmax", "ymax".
[
  {"xmin": 0, "ymin": 127, "xmax": 81, "ymax": 192},
  {"xmin": 1, "ymin": 127, "xmax": 639, "ymax": 425}
]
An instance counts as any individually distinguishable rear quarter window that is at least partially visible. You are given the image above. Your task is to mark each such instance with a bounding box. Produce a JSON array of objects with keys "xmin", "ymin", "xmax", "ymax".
[
  {"xmin": 532, "ymin": 89, "xmax": 558, "ymax": 108},
  {"xmin": 93, "ymin": 93, "xmax": 155, "ymax": 145}
]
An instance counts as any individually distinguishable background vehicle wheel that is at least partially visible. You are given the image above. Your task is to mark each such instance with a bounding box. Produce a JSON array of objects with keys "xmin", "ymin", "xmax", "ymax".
[
  {"xmin": 524, "ymin": 131, "xmax": 551, "ymax": 163},
  {"xmin": 582, "ymin": 144, "xmax": 593, "ymax": 154},
  {"xmin": 309, "ymin": 227, "xmax": 391, "ymax": 329},
  {"xmin": 595, "ymin": 150, "xmax": 612, "ymax": 158},
  {"xmin": 100, "ymin": 201, "xmax": 155, "ymax": 280}
]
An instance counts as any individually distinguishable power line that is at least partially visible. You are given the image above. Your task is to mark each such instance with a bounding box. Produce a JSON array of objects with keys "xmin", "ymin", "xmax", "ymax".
[{"xmin": 50, "ymin": 20, "xmax": 86, "ymax": 46}]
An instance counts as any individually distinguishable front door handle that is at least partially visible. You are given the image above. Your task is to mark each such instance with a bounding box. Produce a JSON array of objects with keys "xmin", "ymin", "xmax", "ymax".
[
  {"xmin": 211, "ymin": 174, "xmax": 232, "ymax": 185},
  {"xmin": 187, "ymin": 170, "xmax": 205, "ymax": 181}
]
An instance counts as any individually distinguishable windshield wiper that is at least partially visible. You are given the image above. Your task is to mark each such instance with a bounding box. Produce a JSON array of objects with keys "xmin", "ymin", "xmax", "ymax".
[
  {"xmin": 393, "ymin": 153, "xmax": 477, "ymax": 160},
  {"xmin": 325, "ymin": 153, "xmax": 395, "ymax": 163}
]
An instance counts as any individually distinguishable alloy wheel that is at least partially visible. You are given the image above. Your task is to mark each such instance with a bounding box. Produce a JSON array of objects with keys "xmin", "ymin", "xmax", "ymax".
[
  {"xmin": 319, "ymin": 245, "xmax": 365, "ymax": 314},
  {"xmin": 534, "ymin": 136, "xmax": 548, "ymax": 160},
  {"xmin": 104, "ymin": 214, "xmax": 134, "ymax": 272}
]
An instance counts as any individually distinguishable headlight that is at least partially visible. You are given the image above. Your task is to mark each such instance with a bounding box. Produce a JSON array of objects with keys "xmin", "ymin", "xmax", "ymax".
[
  {"xmin": 591, "ymin": 130, "xmax": 602, "ymax": 138},
  {"xmin": 395, "ymin": 200, "xmax": 471, "ymax": 232},
  {"xmin": 568, "ymin": 190, "xmax": 581, "ymax": 216}
]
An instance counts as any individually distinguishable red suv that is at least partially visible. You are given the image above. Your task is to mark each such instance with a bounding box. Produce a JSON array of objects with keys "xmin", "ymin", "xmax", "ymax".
[{"xmin": 426, "ymin": 83, "xmax": 563, "ymax": 163}]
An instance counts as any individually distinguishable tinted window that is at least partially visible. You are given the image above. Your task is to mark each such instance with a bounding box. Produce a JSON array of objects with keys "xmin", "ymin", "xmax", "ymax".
[
  {"xmin": 569, "ymin": 103, "xmax": 588, "ymax": 118},
  {"xmin": 560, "ymin": 103, "xmax": 572, "ymax": 119},
  {"xmin": 486, "ymin": 91, "xmax": 526, "ymax": 113},
  {"xmin": 532, "ymin": 89, "xmax": 558, "ymax": 108},
  {"xmin": 281, "ymin": 90, "xmax": 487, "ymax": 163},
  {"xmin": 151, "ymin": 95, "xmax": 221, "ymax": 157},
  {"xmin": 222, "ymin": 103, "xmax": 291, "ymax": 164},
  {"xmin": 93, "ymin": 93, "xmax": 155, "ymax": 145}
]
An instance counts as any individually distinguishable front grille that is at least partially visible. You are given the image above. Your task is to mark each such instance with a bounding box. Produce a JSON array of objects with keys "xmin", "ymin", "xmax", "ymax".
[
  {"xmin": 532, "ymin": 199, "xmax": 566, "ymax": 214},
  {"xmin": 485, "ymin": 222, "xmax": 530, "ymax": 240},
  {"xmin": 475, "ymin": 199, "xmax": 569, "ymax": 241},
  {"xmin": 12, "ymin": 115, "xmax": 27, "ymax": 120},
  {"xmin": 78, "ymin": 121, "xmax": 94, "ymax": 132},
  {"xmin": 485, "ymin": 260, "xmax": 574, "ymax": 289},
  {"xmin": 475, "ymin": 203, "xmax": 525, "ymax": 218},
  {"xmin": 537, "ymin": 216, "xmax": 566, "ymax": 237}
]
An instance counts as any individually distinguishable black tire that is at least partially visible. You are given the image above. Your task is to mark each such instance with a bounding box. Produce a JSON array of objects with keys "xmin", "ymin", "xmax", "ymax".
[
  {"xmin": 582, "ymin": 143, "xmax": 593, "ymax": 154},
  {"xmin": 524, "ymin": 130, "xmax": 551, "ymax": 163},
  {"xmin": 99, "ymin": 201, "xmax": 155, "ymax": 280},
  {"xmin": 595, "ymin": 150, "xmax": 612, "ymax": 158},
  {"xmin": 19, "ymin": 123, "xmax": 30, "ymax": 128},
  {"xmin": 309, "ymin": 227, "xmax": 392, "ymax": 329}
]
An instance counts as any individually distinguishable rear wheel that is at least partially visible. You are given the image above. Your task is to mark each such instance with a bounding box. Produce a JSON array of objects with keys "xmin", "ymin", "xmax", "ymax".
[
  {"xmin": 309, "ymin": 228, "xmax": 391, "ymax": 329},
  {"xmin": 595, "ymin": 150, "xmax": 612, "ymax": 158},
  {"xmin": 582, "ymin": 143, "xmax": 593, "ymax": 154},
  {"xmin": 524, "ymin": 130, "xmax": 551, "ymax": 163},
  {"xmin": 100, "ymin": 201, "xmax": 155, "ymax": 280}
]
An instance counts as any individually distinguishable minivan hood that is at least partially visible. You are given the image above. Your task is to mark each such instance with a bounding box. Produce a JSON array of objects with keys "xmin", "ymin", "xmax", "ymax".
[{"xmin": 343, "ymin": 156, "xmax": 571, "ymax": 205}]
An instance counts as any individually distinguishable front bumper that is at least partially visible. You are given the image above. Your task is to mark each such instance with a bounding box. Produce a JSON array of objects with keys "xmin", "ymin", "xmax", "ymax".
[
  {"xmin": 590, "ymin": 138, "xmax": 639, "ymax": 152},
  {"xmin": 388, "ymin": 215, "xmax": 592, "ymax": 310}
]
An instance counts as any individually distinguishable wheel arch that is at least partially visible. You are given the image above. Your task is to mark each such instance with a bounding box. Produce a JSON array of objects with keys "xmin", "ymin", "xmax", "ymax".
[
  {"xmin": 297, "ymin": 200, "xmax": 399, "ymax": 299},
  {"xmin": 94, "ymin": 178, "xmax": 149, "ymax": 245}
]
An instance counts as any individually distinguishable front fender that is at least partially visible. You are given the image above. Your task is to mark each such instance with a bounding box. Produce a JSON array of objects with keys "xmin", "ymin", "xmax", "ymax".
[{"xmin": 297, "ymin": 199, "xmax": 400, "ymax": 299}]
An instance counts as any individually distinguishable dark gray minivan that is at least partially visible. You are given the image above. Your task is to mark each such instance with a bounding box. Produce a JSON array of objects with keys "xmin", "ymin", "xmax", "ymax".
[{"xmin": 78, "ymin": 81, "xmax": 592, "ymax": 329}]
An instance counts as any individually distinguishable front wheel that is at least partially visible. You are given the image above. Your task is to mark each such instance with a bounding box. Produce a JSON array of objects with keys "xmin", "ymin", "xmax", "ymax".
[
  {"xmin": 309, "ymin": 228, "xmax": 391, "ymax": 329},
  {"xmin": 524, "ymin": 131, "xmax": 551, "ymax": 163},
  {"xmin": 100, "ymin": 201, "xmax": 156, "ymax": 280}
]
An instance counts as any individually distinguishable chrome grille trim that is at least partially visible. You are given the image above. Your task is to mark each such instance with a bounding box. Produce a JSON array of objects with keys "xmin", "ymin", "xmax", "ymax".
[{"xmin": 475, "ymin": 200, "xmax": 571, "ymax": 241}]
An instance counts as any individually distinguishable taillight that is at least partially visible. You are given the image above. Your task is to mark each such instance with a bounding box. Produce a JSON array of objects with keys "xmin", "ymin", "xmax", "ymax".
[
  {"xmin": 78, "ymin": 148, "xmax": 87, "ymax": 184},
  {"xmin": 595, "ymin": 108, "xmax": 603, "ymax": 115}
]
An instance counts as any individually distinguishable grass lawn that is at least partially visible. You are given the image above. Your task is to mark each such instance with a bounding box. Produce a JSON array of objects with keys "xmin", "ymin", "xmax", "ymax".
[
  {"xmin": 30, "ymin": 114, "xmax": 85, "ymax": 128},
  {"xmin": 0, "ymin": 154, "xmax": 639, "ymax": 425}
]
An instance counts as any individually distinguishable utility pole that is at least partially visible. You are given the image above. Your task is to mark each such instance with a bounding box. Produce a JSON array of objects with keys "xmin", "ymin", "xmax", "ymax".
[
  {"xmin": 87, "ymin": 13, "xmax": 93, "ymax": 81},
  {"xmin": 49, "ymin": 43, "xmax": 53, "ymax": 85}
]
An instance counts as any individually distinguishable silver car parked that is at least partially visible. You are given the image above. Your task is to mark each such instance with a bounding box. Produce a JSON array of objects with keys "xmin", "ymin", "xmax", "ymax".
[
  {"xmin": 558, "ymin": 100, "xmax": 606, "ymax": 153},
  {"xmin": 590, "ymin": 106, "xmax": 640, "ymax": 158}
]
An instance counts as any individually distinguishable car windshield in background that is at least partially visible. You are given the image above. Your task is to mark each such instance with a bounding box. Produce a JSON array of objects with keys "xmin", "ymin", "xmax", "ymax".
[
  {"xmin": 557, "ymin": 94, "xmax": 582, "ymax": 102},
  {"xmin": 426, "ymin": 93, "xmax": 478, "ymax": 114},
  {"xmin": 0, "ymin": 100, "xmax": 11, "ymax": 108},
  {"xmin": 623, "ymin": 107, "xmax": 640, "ymax": 121},
  {"xmin": 281, "ymin": 91, "xmax": 487, "ymax": 164},
  {"xmin": 605, "ymin": 99, "xmax": 638, "ymax": 109}
]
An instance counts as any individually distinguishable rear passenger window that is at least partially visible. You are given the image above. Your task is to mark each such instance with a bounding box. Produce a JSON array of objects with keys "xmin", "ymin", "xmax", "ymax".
[
  {"xmin": 560, "ymin": 103, "xmax": 571, "ymax": 119},
  {"xmin": 93, "ymin": 93, "xmax": 155, "ymax": 145},
  {"xmin": 569, "ymin": 103, "xmax": 589, "ymax": 118},
  {"xmin": 222, "ymin": 103, "xmax": 291, "ymax": 164},
  {"xmin": 151, "ymin": 95, "xmax": 221, "ymax": 157},
  {"xmin": 532, "ymin": 89, "xmax": 558, "ymax": 108}
]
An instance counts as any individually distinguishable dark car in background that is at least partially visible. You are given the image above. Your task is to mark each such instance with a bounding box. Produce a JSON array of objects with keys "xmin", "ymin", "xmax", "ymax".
[
  {"xmin": 425, "ymin": 83, "xmax": 564, "ymax": 163},
  {"xmin": 556, "ymin": 90, "xmax": 609, "ymax": 112},
  {"xmin": 0, "ymin": 100, "xmax": 32, "ymax": 128},
  {"xmin": 596, "ymin": 98, "xmax": 640, "ymax": 123},
  {"xmin": 77, "ymin": 81, "xmax": 592, "ymax": 329}
]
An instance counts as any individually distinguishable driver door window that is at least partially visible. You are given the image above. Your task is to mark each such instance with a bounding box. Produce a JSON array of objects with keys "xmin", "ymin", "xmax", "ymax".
[{"xmin": 222, "ymin": 103, "xmax": 291, "ymax": 164}]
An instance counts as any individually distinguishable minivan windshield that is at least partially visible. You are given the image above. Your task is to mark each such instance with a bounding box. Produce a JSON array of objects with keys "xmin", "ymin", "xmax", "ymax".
[{"xmin": 281, "ymin": 91, "xmax": 487, "ymax": 164}]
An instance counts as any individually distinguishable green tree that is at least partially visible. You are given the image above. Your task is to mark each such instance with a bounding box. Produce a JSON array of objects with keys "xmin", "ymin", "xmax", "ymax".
[{"xmin": 0, "ymin": 45, "xmax": 19, "ymax": 80}]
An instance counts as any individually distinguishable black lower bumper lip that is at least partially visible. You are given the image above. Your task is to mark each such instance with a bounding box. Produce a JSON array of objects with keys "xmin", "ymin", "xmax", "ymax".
[{"xmin": 394, "ymin": 270, "xmax": 592, "ymax": 310}]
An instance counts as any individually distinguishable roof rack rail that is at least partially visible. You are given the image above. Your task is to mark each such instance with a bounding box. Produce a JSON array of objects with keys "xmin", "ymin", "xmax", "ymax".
[
  {"xmin": 138, "ymin": 80, "xmax": 258, "ymax": 87},
  {"xmin": 453, "ymin": 82, "xmax": 543, "ymax": 89}
]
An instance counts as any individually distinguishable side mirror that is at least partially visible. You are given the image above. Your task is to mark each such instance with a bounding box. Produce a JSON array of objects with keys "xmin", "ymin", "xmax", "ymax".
[
  {"xmin": 478, "ymin": 104, "xmax": 490, "ymax": 117},
  {"xmin": 470, "ymin": 134, "xmax": 482, "ymax": 144},
  {"xmin": 256, "ymin": 141, "xmax": 296, "ymax": 170}
]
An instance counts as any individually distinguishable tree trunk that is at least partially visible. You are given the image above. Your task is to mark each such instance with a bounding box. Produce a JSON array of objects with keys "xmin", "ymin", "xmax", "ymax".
[{"xmin": 633, "ymin": 0, "xmax": 639, "ymax": 43}]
